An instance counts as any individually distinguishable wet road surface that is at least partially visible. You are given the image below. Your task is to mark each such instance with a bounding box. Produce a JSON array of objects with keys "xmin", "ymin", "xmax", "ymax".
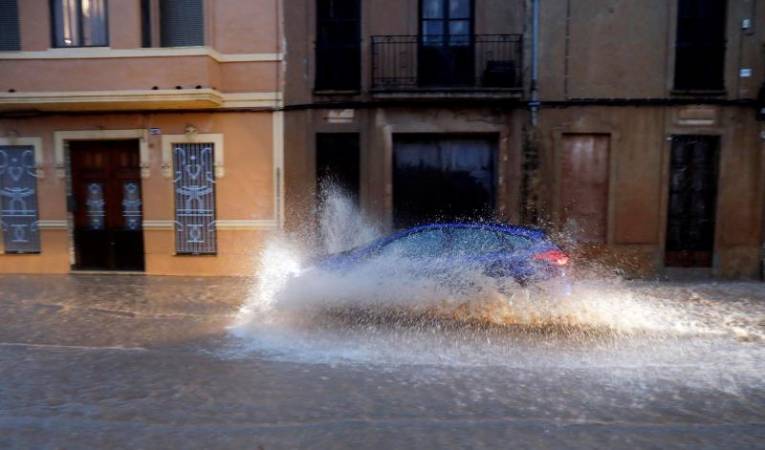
[{"xmin": 1, "ymin": 275, "xmax": 764, "ymax": 449}]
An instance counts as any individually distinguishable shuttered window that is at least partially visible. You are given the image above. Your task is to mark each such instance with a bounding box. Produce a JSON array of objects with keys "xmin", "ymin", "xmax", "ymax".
[
  {"xmin": 160, "ymin": 0, "xmax": 204, "ymax": 47},
  {"xmin": 0, "ymin": 146, "xmax": 41, "ymax": 253},
  {"xmin": 0, "ymin": 0, "xmax": 20, "ymax": 51},
  {"xmin": 173, "ymin": 143, "xmax": 217, "ymax": 254}
]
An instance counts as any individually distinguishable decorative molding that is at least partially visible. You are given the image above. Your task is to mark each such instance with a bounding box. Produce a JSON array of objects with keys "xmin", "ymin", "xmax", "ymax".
[
  {"xmin": 161, "ymin": 134, "xmax": 224, "ymax": 178},
  {"xmin": 216, "ymin": 219, "xmax": 278, "ymax": 230},
  {"xmin": 0, "ymin": 47, "xmax": 283, "ymax": 63},
  {"xmin": 221, "ymin": 92, "xmax": 283, "ymax": 108},
  {"xmin": 54, "ymin": 129, "xmax": 150, "ymax": 178},
  {"xmin": 142, "ymin": 220, "xmax": 174, "ymax": 230},
  {"xmin": 37, "ymin": 220, "xmax": 68, "ymax": 229},
  {"xmin": 0, "ymin": 90, "xmax": 282, "ymax": 111},
  {"xmin": 0, "ymin": 89, "xmax": 222, "ymax": 111},
  {"xmin": 0, "ymin": 137, "xmax": 44, "ymax": 178},
  {"xmin": 141, "ymin": 219, "xmax": 278, "ymax": 230}
]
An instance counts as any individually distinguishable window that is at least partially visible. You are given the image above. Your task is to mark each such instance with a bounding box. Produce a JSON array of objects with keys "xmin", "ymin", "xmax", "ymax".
[
  {"xmin": 51, "ymin": 0, "xmax": 108, "ymax": 47},
  {"xmin": 0, "ymin": 146, "xmax": 40, "ymax": 253},
  {"xmin": 674, "ymin": 0, "xmax": 727, "ymax": 91},
  {"xmin": 448, "ymin": 228, "xmax": 516, "ymax": 256},
  {"xmin": 140, "ymin": 0, "xmax": 151, "ymax": 47},
  {"xmin": 315, "ymin": 0, "xmax": 361, "ymax": 90},
  {"xmin": 418, "ymin": 0, "xmax": 474, "ymax": 86},
  {"xmin": 421, "ymin": 0, "xmax": 472, "ymax": 46},
  {"xmin": 173, "ymin": 143, "xmax": 217, "ymax": 254},
  {"xmin": 0, "ymin": 0, "xmax": 20, "ymax": 51},
  {"xmin": 160, "ymin": 0, "xmax": 204, "ymax": 47},
  {"xmin": 380, "ymin": 229, "xmax": 447, "ymax": 258}
]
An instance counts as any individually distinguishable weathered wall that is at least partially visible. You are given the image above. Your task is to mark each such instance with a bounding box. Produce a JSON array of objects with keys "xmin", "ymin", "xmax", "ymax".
[{"xmin": 537, "ymin": 106, "xmax": 765, "ymax": 277}]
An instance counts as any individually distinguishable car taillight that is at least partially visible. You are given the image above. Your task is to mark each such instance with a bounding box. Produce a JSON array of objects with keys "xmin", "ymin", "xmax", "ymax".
[{"xmin": 533, "ymin": 250, "xmax": 569, "ymax": 266}]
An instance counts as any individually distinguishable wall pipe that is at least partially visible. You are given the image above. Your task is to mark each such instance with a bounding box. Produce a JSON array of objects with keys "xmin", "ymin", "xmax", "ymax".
[{"xmin": 529, "ymin": 0, "xmax": 540, "ymax": 127}]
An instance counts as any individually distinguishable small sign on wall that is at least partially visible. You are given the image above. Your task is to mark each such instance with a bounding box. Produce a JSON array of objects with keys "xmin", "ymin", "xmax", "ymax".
[
  {"xmin": 325, "ymin": 109, "xmax": 355, "ymax": 124},
  {"xmin": 149, "ymin": 128, "xmax": 162, "ymax": 135}
]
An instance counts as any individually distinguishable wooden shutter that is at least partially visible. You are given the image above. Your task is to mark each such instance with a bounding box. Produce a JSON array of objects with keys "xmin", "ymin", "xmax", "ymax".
[
  {"xmin": 160, "ymin": 0, "xmax": 204, "ymax": 47},
  {"xmin": 0, "ymin": 0, "xmax": 20, "ymax": 51}
]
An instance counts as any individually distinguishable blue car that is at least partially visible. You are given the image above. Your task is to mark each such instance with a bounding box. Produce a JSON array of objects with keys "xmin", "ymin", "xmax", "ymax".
[{"xmin": 314, "ymin": 222, "xmax": 569, "ymax": 284}]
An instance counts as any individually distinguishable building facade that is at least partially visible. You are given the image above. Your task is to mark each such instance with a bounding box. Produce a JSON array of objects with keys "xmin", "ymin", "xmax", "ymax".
[
  {"xmin": 1, "ymin": 0, "xmax": 764, "ymax": 278},
  {"xmin": 283, "ymin": 0, "xmax": 765, "ymax": 278},
  {"xmin": 0, "ymin": 0, "xmax": 284, "ymax": 275}
]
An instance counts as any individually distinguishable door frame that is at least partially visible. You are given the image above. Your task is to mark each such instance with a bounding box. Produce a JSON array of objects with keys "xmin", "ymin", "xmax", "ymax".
[
  {"xmin": 54, "ymin": 129, "xmax": 149, "ymax": 271},
  {"xmin": 658, "ymin": 129, "xmax": 726, "ymax": 273},
  {"xmin": 390, "ymin": 132, "xmax": 500, "ymax": 229},
  {"xmin": 381, "ymin": 119, "xmax": 512, "ymax": 232}
]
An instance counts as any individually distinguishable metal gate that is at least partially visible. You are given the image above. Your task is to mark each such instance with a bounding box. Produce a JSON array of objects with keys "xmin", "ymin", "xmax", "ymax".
[{"xmin": 665, "ymin": 135, "xmax": 720, "ymax": 267}]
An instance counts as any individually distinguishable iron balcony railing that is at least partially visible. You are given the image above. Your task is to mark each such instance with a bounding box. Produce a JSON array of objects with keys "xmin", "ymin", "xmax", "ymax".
[{"xmin": 371, "ymin": 34, "xmax": 523, "ymax": 92}]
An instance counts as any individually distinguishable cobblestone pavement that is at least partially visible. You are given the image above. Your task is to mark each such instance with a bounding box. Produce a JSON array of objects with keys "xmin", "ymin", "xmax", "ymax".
[{"xmin": 0, "ymin": 275, "xmax": 764, "ymax": 449}]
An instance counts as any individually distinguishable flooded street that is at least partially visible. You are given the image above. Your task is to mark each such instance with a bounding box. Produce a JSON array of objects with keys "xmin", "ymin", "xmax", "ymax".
[{"xmin": 0, "ymin": 275, "xmax": 764, "ymax": 449}]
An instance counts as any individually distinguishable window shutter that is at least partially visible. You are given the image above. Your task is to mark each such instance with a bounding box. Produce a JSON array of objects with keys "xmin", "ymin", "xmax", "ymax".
[
  {"xmin": 160, "ymin": 0, "xmax": 204, "ymax": 47},
  {"xmin": 0, "ymin": 0, "xmax": 20, "ymax": 51}
]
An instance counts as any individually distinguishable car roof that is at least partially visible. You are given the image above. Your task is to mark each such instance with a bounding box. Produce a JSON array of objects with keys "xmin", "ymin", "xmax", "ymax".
[{"xmin": 397, "ymin": 222, "xmax": 548, "ymax": 241}]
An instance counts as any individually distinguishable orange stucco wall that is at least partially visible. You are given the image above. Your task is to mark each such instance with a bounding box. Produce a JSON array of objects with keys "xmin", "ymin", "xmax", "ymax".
[{"xmin": 0, "ymin": 111, "xmax": 278, "ymax": 276}]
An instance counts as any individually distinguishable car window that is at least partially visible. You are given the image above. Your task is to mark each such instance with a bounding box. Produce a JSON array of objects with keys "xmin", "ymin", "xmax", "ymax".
[
  {"xmin": 497, "ymin": 233, "xmax": 533, "ymax": 251},
  {"xmin": 379, "ymin": 229, "xmax": 446, "ymax": 258},
  {"xmin": 448, "ymin": 228, "xmax": 532, "ymax": 256}
]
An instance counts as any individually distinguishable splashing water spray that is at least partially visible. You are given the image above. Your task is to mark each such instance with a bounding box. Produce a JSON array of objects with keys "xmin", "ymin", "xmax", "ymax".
[{"xmin": 231, "ymin": 183, "xmax": 764, "ymax": 366}]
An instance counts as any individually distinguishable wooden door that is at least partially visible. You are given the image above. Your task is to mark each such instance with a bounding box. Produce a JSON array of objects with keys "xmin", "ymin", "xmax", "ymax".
[
  {"xmin": 665, "ymin": 136, "xmax": 719, "ymax": 267},
  {"xmin": 70, "ymin": 140, "xmax": 145, "ymax": 271},
  {"xmin": 560, "ymin": 134, "xmax": 610, "ymax": 243}
]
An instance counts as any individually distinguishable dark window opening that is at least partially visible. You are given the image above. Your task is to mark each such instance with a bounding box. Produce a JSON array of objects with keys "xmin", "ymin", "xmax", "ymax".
[
  {"xmin": 140, "ymin": 0, "xmax": 152, "ymax": 47},
  {"xmin": 393, "ymin": 135, "xmax": 496, "ymax": 229},
  {"xmin": 665, "ymin": 135, "xmax": 720, "ymax": 267},
  {"xmin": 51, "ymin": 0, "xmax": 108, "ymax": 47},
  {"xmin": 316, "ymin": 133, "xmax": 360, "ymax": 205},
  {"xmin": 315, "ymin": 0, "xmax": 361, "ymax": 91},
  {"xmin": 160, "ymin": 0, "xmax": 204, "ymax": 47},
  {"xmin": 419, "ymin": 0, "xmax": 474, "ymax": 86},
  {"xmin": 0, "ymin": 0, "xmax": 21, "ymax": 51},
  {"xmin": 674, "ymin": 0, "xmax": 727, "ymax": 91}
]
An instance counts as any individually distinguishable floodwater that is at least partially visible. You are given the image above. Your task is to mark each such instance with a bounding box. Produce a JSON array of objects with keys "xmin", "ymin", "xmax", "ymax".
[
  {"xmin": 0, "ymin": 273, "xmax": 763, "ymax": 449},
  {"xmin": 2, "ymin": 192, "xmax": 765, "ymax": 449}
]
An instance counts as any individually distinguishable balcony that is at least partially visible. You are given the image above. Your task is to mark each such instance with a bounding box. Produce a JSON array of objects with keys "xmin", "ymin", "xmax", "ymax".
[{"xmin": 371, "ymin": 34, "xmax": 523, "ymax": 95}]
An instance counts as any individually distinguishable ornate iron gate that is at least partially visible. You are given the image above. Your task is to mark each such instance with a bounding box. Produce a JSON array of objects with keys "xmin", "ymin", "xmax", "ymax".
[
  {"xmin": 0, "ymin": 145, "xmax": 40, "ymax": 253},
  {"xmin": 173, "ymin": 143, "xmax": 217, "ymax": 254}
]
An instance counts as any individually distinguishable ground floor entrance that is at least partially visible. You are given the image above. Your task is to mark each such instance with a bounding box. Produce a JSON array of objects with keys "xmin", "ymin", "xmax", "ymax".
[
  {"xmin": 70, "ymin": 140, "xmax": 145, "ymax": 271},
  {"xmin": 393, "ymin": 135, "xmax": 497, "ymax": 228},
  {"xmin": 664, "ymin": 135, "xmax": 720, "ymax": 268}
]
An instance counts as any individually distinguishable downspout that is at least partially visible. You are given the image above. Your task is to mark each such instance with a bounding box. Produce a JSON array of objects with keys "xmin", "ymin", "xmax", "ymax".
[
  {"xmin": 529, "ymin": 0, "xmax": 540, "ymax": 127},
  {"xmin": 522, "ymin": 0, "xmax": 541, "ymax": 225}
]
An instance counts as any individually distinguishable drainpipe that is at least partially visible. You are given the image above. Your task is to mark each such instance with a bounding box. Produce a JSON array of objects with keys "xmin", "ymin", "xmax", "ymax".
[{"xmin": 529, "ymin": 0, "xmax": 540, "ymax": 127}]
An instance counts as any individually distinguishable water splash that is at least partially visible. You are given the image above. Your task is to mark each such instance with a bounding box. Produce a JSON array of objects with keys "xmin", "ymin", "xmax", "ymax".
[{"xmin": 231, "ymin": 184, "xmax": 764, "ymax": 366}]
